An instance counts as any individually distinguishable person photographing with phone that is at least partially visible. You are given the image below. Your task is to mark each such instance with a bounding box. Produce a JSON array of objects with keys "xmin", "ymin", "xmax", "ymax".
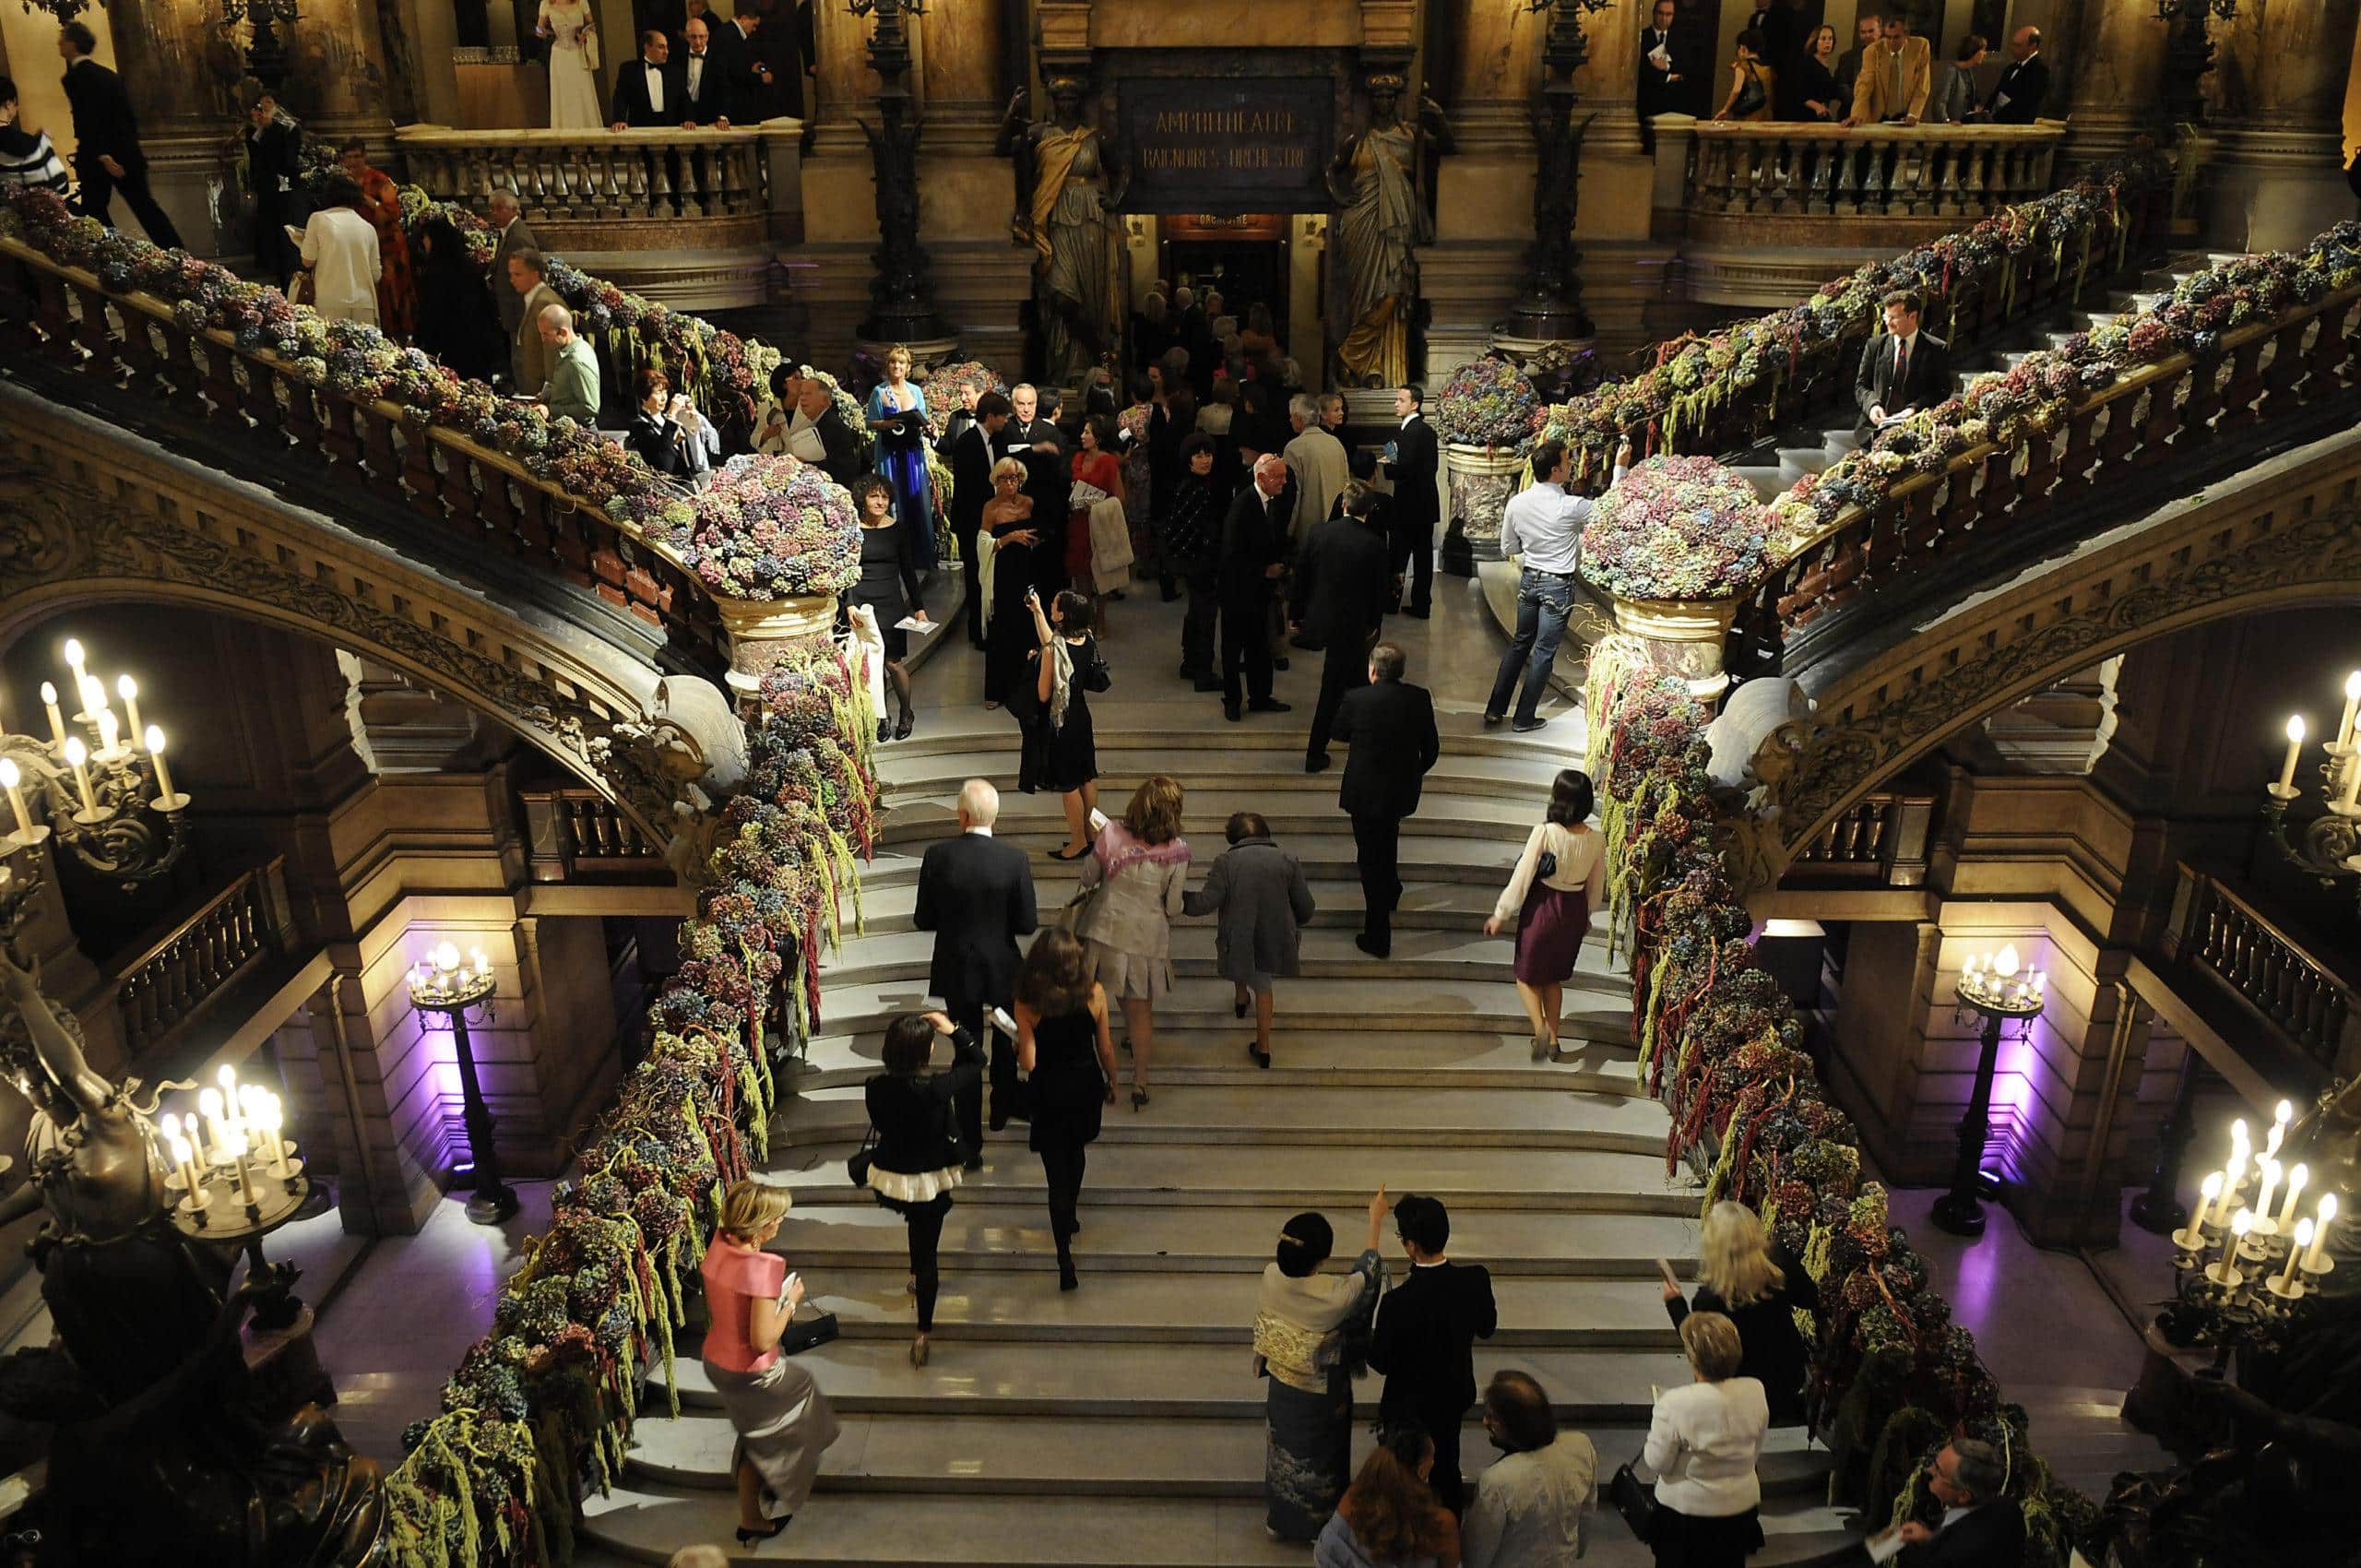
[{"xmin": 699, "ymin": 1178, "xmax": 842, "ymax": 1545}]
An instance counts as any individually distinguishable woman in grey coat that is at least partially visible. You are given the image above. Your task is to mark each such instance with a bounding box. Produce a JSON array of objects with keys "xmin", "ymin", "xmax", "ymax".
[{"xmin": 1183, "ymin": 812, "xmax": 1315, "ymax": 1066}]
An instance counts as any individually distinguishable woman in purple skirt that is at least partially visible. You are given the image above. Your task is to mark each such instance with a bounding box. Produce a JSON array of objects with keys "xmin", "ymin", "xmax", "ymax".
[{"xmin": 1484, "ymin": 768, "xmax": 1607, "ymax": 1061}]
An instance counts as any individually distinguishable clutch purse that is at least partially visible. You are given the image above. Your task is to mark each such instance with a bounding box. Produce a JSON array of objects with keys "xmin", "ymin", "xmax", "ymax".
[
  {"xmin": 777, "ymin": 1303, "xmax": 838, "ymax": 1356},
  {"xmin": 1609, "ymin": 1458, "xmax": 1657, "ymax": 1542},
  {"xmin": 1069, "ymin": 480, "xmax": 1111, "ymax": 509},
  {"xmin": 845, "ymin": 1124, "xmax": 878, "ymax": 1187}
]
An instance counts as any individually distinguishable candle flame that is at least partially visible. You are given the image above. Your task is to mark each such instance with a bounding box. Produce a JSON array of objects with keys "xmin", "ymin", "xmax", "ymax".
[
  {"xmin": 115, "ymin": 673, "xmax": 136, "ymax": 701},
  {"xmin": 1993, "ymin": 944, "xmax": 2020, "ymax": 978},
  {"xmin": 61, "ymin": 638, "xmax": 83, "ymax": 670},
  {"xmin": 2232, "ymin": 1208, "xmax": 2253, "ymax": 1236},
  {"xmin": 2287, "ymin": 714, "xmax": 2308, "ymax": 743},
  {"xmin": 2296, "ymin": 1218, "xmax": 2316, "ymax": 1249},
  {"xmin": 62, "ymin": 736, "xmax": 85, "ymax": 766},
  {"xmin": 144, "ymin": 725, "xmax": 165, "ymax": 756},
  {"xmin": 2322, "ymin": 1194, "xmax": 2340, "ymax": 1227},
  {"xmin": 433, "ymin": 941, "xmax": 461, "ymax": 972},
  {"xmin": 38, "ymin": 682, "xmax": 55, "ymax": 706},
  {"xmin": 2347, "ymin": 671, "xmax": 2361, "ymax": 702},
  {"xmin": 0, "ymin": 760, "xmax": 16, "ymax": 790},
  {"xmin": 2201, "ymin": 1171, "xmax": 2223, "ymax": 1198}
]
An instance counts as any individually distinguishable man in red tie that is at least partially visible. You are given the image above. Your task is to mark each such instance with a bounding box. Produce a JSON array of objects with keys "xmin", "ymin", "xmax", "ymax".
[{"xmin": 1855, "ymin": 288, "xmax": 1951, "ymax": 434}]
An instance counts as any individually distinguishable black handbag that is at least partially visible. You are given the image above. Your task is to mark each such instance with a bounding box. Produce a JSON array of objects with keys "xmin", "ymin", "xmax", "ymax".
[
  {"xmin": 777, "ymin": 1303, "xmax": 839, "ymax": 1356},
  {"xmin": 1536, "ymin": 849, "xmax": 1559, "ymax": 880},
  {"xmin": 845, "ymin": 1124, "xmax": 878, "ymax": 1187},
  {"xmin": 1610, "ymin": 1457, "xmax": 1658, "ymax": 1542}
]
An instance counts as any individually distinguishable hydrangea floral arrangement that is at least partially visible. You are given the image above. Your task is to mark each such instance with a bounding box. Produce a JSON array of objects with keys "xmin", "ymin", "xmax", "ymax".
[
  {"xmin": 1580, "ymin": 456, "xmax": 1769, "ymax": 601},
  {"xmin": 1581, "ymin": 643, "xmax": 2099, "ymax": 1566},
  {"xmin": 919, "ymin": 360, "xmax": 1009, "ymax": 440},
  {"xmin": 1430, "ymin": 353, "xmax": 1544, "ymax": 451},
  {"xmin": 609, "ymin": 455, "xmax": 862, "ymax": 601}
]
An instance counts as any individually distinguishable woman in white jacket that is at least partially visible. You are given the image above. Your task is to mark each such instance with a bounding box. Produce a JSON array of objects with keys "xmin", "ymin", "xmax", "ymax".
[{"xmin": 1642, "ymin": 1311, "xmax": 1767, "ymax": 1568}]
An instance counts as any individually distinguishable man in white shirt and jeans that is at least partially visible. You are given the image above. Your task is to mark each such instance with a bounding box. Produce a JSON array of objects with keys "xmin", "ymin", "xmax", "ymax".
[{"xmin": 1483, "ymin": 435, "xmax": 1629, "ymax": 731}]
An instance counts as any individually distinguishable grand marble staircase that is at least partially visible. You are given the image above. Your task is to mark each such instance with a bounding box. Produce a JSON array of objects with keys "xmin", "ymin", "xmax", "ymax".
[{"xmin": 568, "ymin": 601, "xmax": 1875, "ymax": 1564}]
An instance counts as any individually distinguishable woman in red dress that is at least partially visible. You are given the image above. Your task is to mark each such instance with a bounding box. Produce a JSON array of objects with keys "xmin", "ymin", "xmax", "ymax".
[
  {"xmin": 1066, "ymin": 412, "xmax": 1127, "ymax": 612},
  {"xmin": 338, "ymin": 138, "xmax": 415, "ymax": 339}
]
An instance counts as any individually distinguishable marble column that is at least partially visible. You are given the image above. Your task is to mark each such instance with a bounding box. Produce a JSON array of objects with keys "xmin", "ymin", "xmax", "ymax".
[
  {"xmin": 2058, "ymin": 0, "xmax": 2166, "ymax": 168},
  {"xmin": 2204, "ymin": 0, "xmax": 2361, "ymax": 251}
]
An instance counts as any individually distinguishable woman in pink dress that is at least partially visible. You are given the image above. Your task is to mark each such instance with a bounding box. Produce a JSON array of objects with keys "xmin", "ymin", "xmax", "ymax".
[{"xmin": 700, "ymin": 1179, "xmax": 842, "ymax": 1546}]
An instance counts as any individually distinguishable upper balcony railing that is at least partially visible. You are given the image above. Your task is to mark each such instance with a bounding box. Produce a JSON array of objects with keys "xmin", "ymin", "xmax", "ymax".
[
  {"xmin": 107, "ymin": 858, "xmax": 293, "ymax": 1060},
  {"xmin": 1685, "ymin": 121, "xmax": 2065, "ymax": 224},
  {"xmin": 2161, "ymin": 863, "xmax": 2359, "ymax": 1078}
]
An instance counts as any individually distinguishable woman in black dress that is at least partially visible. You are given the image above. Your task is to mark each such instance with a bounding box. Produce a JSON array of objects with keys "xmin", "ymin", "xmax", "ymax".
[
  {"xmin": 845, "ymin": 474, "xmax": 926, "ymax": 742},
  {"xmin": 1663, "ymin": 1199, "xmax": 1820, "ymax": 1426},
  {"xmin": 981, "ymin": 457, "xmax": 1044, "ymax": 709},
  {"xmin": 1020, "ymin": 588, "xmax": 1108, "ymax": 858},
  {"xmin": 409, "ymin": 215, "xmax": 505, "ymax": 385},
  {"xmin": 861, "ymin": 1009, "xmax": 983, "ymax": 1368},
  {"xmin": 1014, "ymin": 929, "xmax": 1118, "ymax": 1292}
]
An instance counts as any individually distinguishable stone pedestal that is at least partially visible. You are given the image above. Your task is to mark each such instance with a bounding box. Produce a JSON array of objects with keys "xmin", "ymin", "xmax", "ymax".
[
  {"xmin": 1608, "ymin": 595, "xmax": 1741, "ymax": 704},
  {"xmin": 717, "ymin": 593, "xmax": 842, "ymax": 698},
  {"xmin": 1443, "ymin": 443, "xmax": 1529, "ymax": 565}
]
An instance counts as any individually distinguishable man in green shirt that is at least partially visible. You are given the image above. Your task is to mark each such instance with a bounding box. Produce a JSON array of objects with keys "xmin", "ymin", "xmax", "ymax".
[{"xmin": 536, "ymin": 303, "xmax": 601, "ymax": 427}]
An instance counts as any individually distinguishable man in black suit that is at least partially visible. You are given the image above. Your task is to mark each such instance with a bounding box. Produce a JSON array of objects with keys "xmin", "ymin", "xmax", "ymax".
[
  {"xmin": 1368, "ymin": 1193, "xmax": 1497, "ymax": 1516},
  {"xmin": 678, "ymin": 16, "xmax": 733, "ymax": 123},
  {"xmin": 712, "ymin": 7, "xmax": 779, "ymax": 125},
  {"xmin": 611, "ymin": 30, "xmax": 685, "ymax": 213},
  {"xmin": 1634, "ymin": 0, "xmax": 1690, "ymax": 153},
  {"xmin": 57, "ymin": 21, "xmax": 183, "ymax": 249},
  {"xmin": 996, "ymin": 383, "xmax": 1069, "ymax": 461},
  {"xmin": 912, "ymin": 779, "xmax": 1038, "ymax": 1161},
  {"xmin": 1329, "ymin": 641, "xmax": 1439, "ymax": 958},
  {"xmin": 1855, "ymin": 288, "xmax": 1952, "ymax": 435},
  {"xmin": 1291, "ymin": 487, "xmax": 1393, "ymax": 775},
  {"xmin": 1383, "ymin": 385, "xmax": 1441, "ymax": 618},
  {"xmin": 1217, "ymin": 455, "xmax": 1295, "ymax": 724},
  {"xmin": 1856, "ymin": 1440, "xmax": 2024, "ymax": 1567},
  {"xmin": 951, "ymin": 391, "xmax": 1013, "ymax": 647},
  {"xmin": 1977, "ymin": 26, "xmax": 2048, "ymax": 125}
]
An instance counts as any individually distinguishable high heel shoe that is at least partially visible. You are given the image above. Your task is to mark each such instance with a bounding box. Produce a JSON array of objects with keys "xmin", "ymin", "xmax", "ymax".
[
  {"xmin": 895, "ymin": 710, "xmax": 914, "ymax": 741},
  {"xmin": 1058, "ymin": 1257, "xmax": 1079, "ymax": 1292},
  {"xmin": 1234, "ymin": 995, "xmax": 1249, "ymax": 1019},
  {"xmin": 1247, "ymin": 1040, "xmax": 1271, "ymax": 1069},
  {"xmin": 1130, "ymin": 1087, "xmax": 1149, "ymax": 1111},
  {"xmin": 909, "ymin": 1334, "xmax": 930, "ymax": 1368},
  {"xmin": 736, "ymin": 1519, "xmax": 789, "ymax": 1546}
]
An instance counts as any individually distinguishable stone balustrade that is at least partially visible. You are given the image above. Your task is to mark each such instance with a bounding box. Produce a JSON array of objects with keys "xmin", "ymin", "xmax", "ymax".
[
  {"xmin": 109, "ymin": 859, "xmax": 291, "ymax": 1058},
  {"xmin": 2164, "ymin": 864, "xmax": 2358, "ymax": 1078},
  {"xmin": 1688, "ymin": 121, "xmax": 2065, "ymax": 222}
]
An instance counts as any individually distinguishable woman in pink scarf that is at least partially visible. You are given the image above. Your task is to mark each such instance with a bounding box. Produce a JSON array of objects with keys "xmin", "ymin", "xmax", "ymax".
[{"xmin": 1073, "ymin": 775, "xmax": 1191, "ymax": 1110}]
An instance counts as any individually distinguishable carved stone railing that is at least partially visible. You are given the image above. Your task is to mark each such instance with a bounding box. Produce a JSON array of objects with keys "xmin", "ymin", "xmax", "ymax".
[
  {"xmin": 397, "ymin": 123, "xmax": 805, "ymax": 251},
  {"xmin": 2161, "ymin": 864, "xmax": 2359, "ymax": 1076},
  {"xmin": 108, "ymin": 859, "xmax": 293, "ymax": 1058},
  {"xmin": 519, "ymin": 785, "xmax": 670, "ymax": 883},
  {"xmin": 1688, "ymin": 122, "xmax": 2065, "ymax": 223},
  {"xmin": 1731, "ymin": 280, "xmax": 2361, "ymax": 665},
  {"xmin": 1783, "ymin": 789, "xmax": 1936, "ymax": 885},
  {"xmin": 0, "ymin": 236, "xmax": 730, "ymax": 678}
]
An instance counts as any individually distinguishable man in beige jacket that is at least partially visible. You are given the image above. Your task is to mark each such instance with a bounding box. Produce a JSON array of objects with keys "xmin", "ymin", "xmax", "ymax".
[{"xmin": 1845, "ymin": 6, "xmax": 1931, "ymax": 125}]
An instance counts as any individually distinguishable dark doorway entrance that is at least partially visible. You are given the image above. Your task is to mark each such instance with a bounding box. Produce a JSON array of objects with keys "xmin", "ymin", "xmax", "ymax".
[{"xmin": 1162, "ymin": 213, "xmax": 1288, "ymax": 343}]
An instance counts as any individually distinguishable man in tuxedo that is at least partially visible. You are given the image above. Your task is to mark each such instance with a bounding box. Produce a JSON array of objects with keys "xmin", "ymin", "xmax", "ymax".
[
  {"xmin": 1217, "ymin": 455, "xmax": 1294, "ymax": 724},
  {"xmin": 1291, "ymin": 487, "xmax": 1392, "ymax": 775},
  {"xmin": 748, "ymin": 0, "xmax": 815, "ymax": 122},
  {"xmin": 1383, "ymin": 385, "xmax": 1441, "ymax": 618},
  {"xmin": 1368, "ymin": 1193, "xmax": 1498, "ymax": 1515},
  {"xmin": 488, "ymin": 190, "xmax": 540, "ymax": 350},
  {"xmin": 1634, "ymin": 0, "xmax": 1688, "ymax": 153},
  {"xmin": 676, "ymin": 15, "xmax": 733, "ymax": 208},
  {"xmin": 1855, "ymin": 289, "xmax": 1952, "ymax": 434},
  {"xmin": 56, "ymin": 20, "xmax": 183, "ymax": 249},
  {"xmin": 1856, "ymin": 1440, "xmax": 2024, "ymax": 1567},
  {"xmin": 712, "ymin": 6, "xmax": 777, "ymax": 124},
  {"xmin": 951, "ymin": 391, "xmax": 1012, "ymax": 647},
  {"xmin": 1977, "ymin": 27, "xmax": 2048, "ymax": 125},
  {"xmin": 913, "ymin": 779, "xmax": 1038, "ymax": 1162},
  {"xmin": 1845, "ymin": 6, "xmax": 1932, "ymax": 126},
  {"xmin": 611, "ymin": 30, "xmax": 686, "ymax": 212},
  {"xmin": 997, "ymin": 383, "xmax": 1068, "ymax": 460},
  {"xmin": 1329, "ymin": 642, "xmax": 1439, "ymax": 958}
]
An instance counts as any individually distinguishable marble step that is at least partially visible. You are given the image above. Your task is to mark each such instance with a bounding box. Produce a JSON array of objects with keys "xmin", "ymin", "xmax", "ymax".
[
  {"xmin": 884, "ymin": 707, "xmax": 1591, "ymax": 764},
  {"xmin": 876, "ymin": 798, "xmax": 1537, "ymax": 849},
  {"xmin": 577, "ymin": 1484, "xmax": 1858, "ymax": 1566},
  {"xmin": 782, "ymin": 1026, "xmax": 1642, "ymax": 1093},
  {"xmin": 766, "ymin": 1143, "xmax": 1689, "ymax": 1215},
  {"xmin": 849, "ymin": 875, "xmax": 1509, "ymax": 935},
  {"xmin": 656, "ymin": 1338, "xmax": 1686, "ymax": 1420},
  {"xmin": 848, "ymin": 836, "xmax": 1531, "ymax": 889},
  {"xmin": 883, "ymin": 749, "xmax": 1575, "ymax": 802},
  {"xmin": 621, "ymin": 1409, "xmax": 1831, "ymax": 1498},
  {"xmin": 675, "ymin": 1267, "xmax": 1689, "ymax": 1346},
  {"xmin": 756, "ymin": 1204, "xmax": 1695, "ymax": 1277}
]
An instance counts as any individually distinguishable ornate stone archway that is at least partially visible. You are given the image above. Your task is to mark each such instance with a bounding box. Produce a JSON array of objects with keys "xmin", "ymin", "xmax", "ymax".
[
  {"xmin": 0, "ymin": 421, "xmax": 717, "ymax": 854},
  {"xmin": 1753, "ymin": 438, "xmax": 2361, "ymax": 875}
]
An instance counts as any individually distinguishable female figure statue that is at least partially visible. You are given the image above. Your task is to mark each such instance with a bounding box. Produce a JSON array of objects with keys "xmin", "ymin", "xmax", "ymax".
[
  {"xmin": 1325, "ymin": 76, "xmax": 1453, "ymax": 389},
  {"xmin": 998, "ymin": 79, "xmax": 1121, "ymax": 390}
]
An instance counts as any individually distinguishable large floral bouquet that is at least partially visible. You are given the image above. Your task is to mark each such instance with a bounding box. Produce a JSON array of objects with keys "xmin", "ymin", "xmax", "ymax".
[
  {"xmin": 610, "ymin": 455, "xmax": 861, "ymax": 600},
  {"xmin": 1580, "ymin": 456, "xmax": 1768, "ymax": 601},
  {"xmin": 1431, "ymin": 353, "xmax": 1544, "ymax": 451},
  {"xmin": 919, "ymin": 360, "xmax": 1008, "ymax": 440}
]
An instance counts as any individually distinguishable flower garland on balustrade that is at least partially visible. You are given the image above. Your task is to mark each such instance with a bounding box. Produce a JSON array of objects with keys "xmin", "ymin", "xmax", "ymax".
[
  {"xmin": 1579, "ymin": 456, "xmax": 1768, "ymax": 601},
  {"xmin": 608, "ymin": 454, "xmax": 862, "ymax": 602},
  {"xmin": 919, "ymin": 360, "xmax": 1008, "ymax": 440},
  {"xmin": 1584, "ymin": 641, "xmax": 2102, "ymax": 1563},
  {"xmin": 1761, "ymin": 220, "xmax": 2361, "ymax": 558},
  {"xmin": 384, "ymin": 641, "xmax": 877, "ymax": 1568},
  {"xmin": 1534, "ymin": 149, "xmax": 2169, "ymax": 479},
  {"xmin": 1430, "ymin": 353, "xmax": 1546, "ymax": 452}
]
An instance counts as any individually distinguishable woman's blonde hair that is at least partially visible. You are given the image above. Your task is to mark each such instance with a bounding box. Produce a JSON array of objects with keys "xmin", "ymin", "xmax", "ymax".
[
  {"xmin": 718, "ymin": 1178, "xmax": 791, "ymax": 1242},
  {"xmin": 667, "ymin": 1550, "xmax": 729, "ymax": 1568},
  {"xmin": 1124, "ymin": 774, "xmax": 1184, "ymax": 845},
  {"xmin": 1698, "ymin": 1199, "xmax": 1785, "ymax": 1307},
  {"xmin": 990, "ymin": 456, "xmax": 1027, "ymax": 485},
  {"xmin": 885, "ymin": 342, "xmax": 913, "ymax": 369},
  {"xmin": 1680, "ymin": 1311, "xmax": 1744, "ymax": 1382}
]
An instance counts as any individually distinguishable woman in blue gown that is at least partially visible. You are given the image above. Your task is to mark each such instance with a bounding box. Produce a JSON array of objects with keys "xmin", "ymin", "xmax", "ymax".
[{"xmin": 867, "ymin": 344, "xmax": 938, "ymax": 571}]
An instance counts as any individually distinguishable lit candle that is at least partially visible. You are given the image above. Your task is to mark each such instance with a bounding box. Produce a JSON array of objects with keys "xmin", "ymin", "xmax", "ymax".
[
  {"xmin": 78, "ymin": 674, "xmax": 111, "ymax": 735},
  {"xmin": 167, "ymin": 1134, "xmax": 203, "ymax": 1205},
  {"xmin": 2278, "ymin": 716, "xmax": 2307, "ymax": 791},
  {"xmin": 2265, "ymin": 1121, "xmax": 2285, "ymax": 1161},
  {"xmin": 2215, "ymin": 1208, "xmax": 2252, "ymax": 1282},
  {"xmin": 2341, "ymin": 671, "xmax": 2361, "ymax": 751},
  {"xmin": 2306, "ymin": 1194, "xmax": 2338, "ymax": 1271},
  {"xmin": 60, "ymin": 737, "xmax": 94, "ymax": 814},
  {"xmin": 61, "ymin": 638, "xmax": 85, "ymax": 685},
  {"xmin": 2340, "ymin": 749, "xmax": 2361, "ymax": 810},
  {"xmin": 94, "ymin": 709, "xmax": 119, "ymax": 757},
  {"xmin": 0, "ymin": 758, "xmax": 28, "ymax": 838},
  {"xmin": 2279, "ymin": 1163, "xmax": 2308, "ymax": 1229},
  {"xmin": 218, "ymin": 1064, "xmax": 242, "ymax": 1139},
  {"xmin": 221, "ymin": 1126, "xmax": 257, "ymax": 1205},
  {"xmin": 145, "ymin": 726, "xmax": 176, "ymax": 802},
  {"xmin": 39, "ymin": 683, "xmax": 64, "ymax": 748},
  {"xmin": 470, "ymin": 947, "xmax": 489, "ymax": 975},
  {"xmin": 197, "ymin": 1086, "xmax": 225, "ymax": 1164},
  {"xmin": 260, "ymin": 1096, "xmax": 290, "ymax": 1178},
  {"xmin": 2197, "ymin": 1170, "xmax": 2225, "ymax": 1229},
  {"xmin": 2223, "ymin": 1146, "xmax": 2249, "ymax": 1209},
  {"xmin": 115, "ymin": 675, "xmax": 142, "ymax": 744},
  {"xmin": 434, "ymin": 941, "xmax": 460, "ymax": 973},
  {"xmin": 2255, "ymin": 1158, "xmax": 2282, "ymax": 1220},
  {"xmin": 2283, "ymin": 1219, "xmax": 2315, "ymax": 1288}
]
